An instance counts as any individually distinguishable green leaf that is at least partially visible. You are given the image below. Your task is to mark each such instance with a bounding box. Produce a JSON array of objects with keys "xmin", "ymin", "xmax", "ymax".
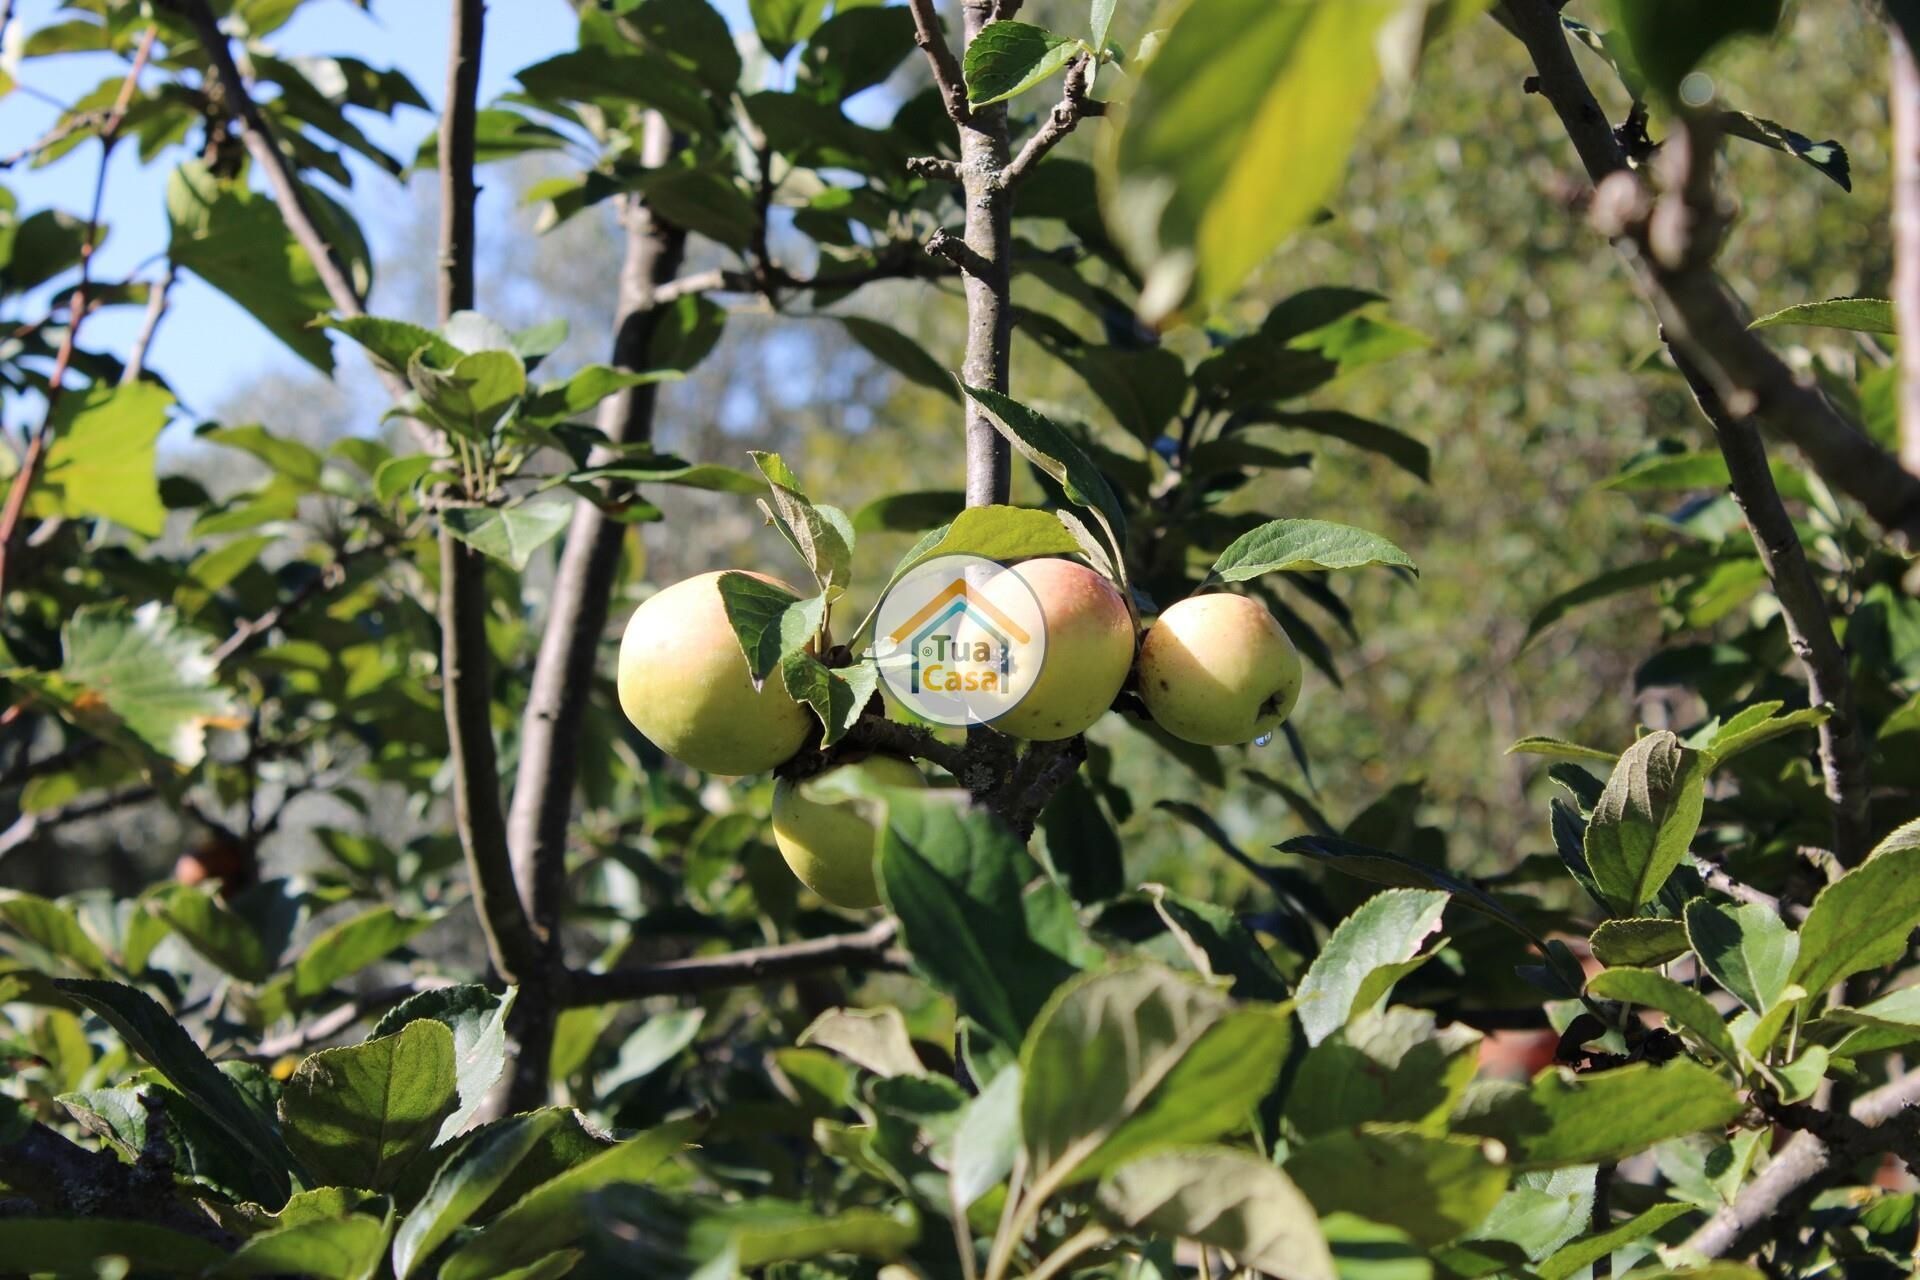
[
  {"xmin": 522, "ymin": 364, "xmax": 679, "ymax": 425},
  {"xmin": 1019, "ymin": 962, "xmax": 1292, "ymax": 1188},
  {"xmin": 1090, "ymin": 0, "xmax": 1117, "ymax": 49},
  {"xmin": 1790, "ymin": 843, "xmax": 1920, "ymax": 997},
  {"xmin": 292, "ymin": 905, "xmax": 437, "ymax": 998},
  {"xmin": 884, "ymin": 505, "xmax": 1085, "ymax": 581},
  {"xmin": 394, "ymin": 1111, "xmax": 563, "ymax": 1278},
  {"xmin": 1466, "ymin": 1166, "xmax": 1595, "ymax": 1263},
  {"xmin": 1506, "ymin": 736, "xmax": 1618, "ymax": 766},
  {"xmin": 375, "ymin": 454, "xmax": 440, "ymax": 503},
  {"xmin": 0, "ymin": 1220, "xmax": 229, "ymax": 1275},
  {"xmin": 54, "ymin": 978, "xmax": 292, "ymax": 1201},
  {"xmin": 444, "ymin": 503, "xmax": 574, "ymax": 571},
  {"xmin": 439, "ymin": 1118, "xmax": 703, "ymax": 1280},
  {"xmin": 829, "ymin": 315, "xmax": 959, "ymax": 402},
  {"xmin": 962, "ymin": 384, "xmax": 1128, "ymax": 567},
  {"xmin": 0, "ymin": 891, "xmax": 109, "ymax": 976},
  {"xmin": 1285, "ymin": 1126, "xmax": 1509, "ymax": 1247},
  {"xmin": 751, "ymin": 451, "xmax": 853, "ymax": 593},
  {"xmin": 596, "ymin": 1008, "xmax": 707, "ymax": 1098},
  {"xmin": 618, "ymin": 0, "xmax": 742, "ymax": 95},
  {"xmin": 1586, "ymin": 968, "xmax": 1740, "ymax": 1067},
  {"xmin": 781, "ymin": 651, "xmax": 876, "ymax": 746},
  {"xmin": 1146, "ymin": 884, "xmax": 1290, "ymax": 1002},
  {"xmin": 1703, "ymin": 702, "xmax": 1830, "ymax": 764},
  {"xmin": 798, "ymin": 1006, "xmax": 925, "ymax": 1079},
  {"xmin": 1524, "ymin": 549, "xmax": 1750, "ymax": 641},
  {"xmin": 1608, "ymin": 0, "xmax": 1783, "ymax": 102},
  {"xmin": 1286, "ymin": 1005, "xmax": 1482, "ymax": 1140},
  {"xmin": 1684, "ymin": 899, "xmax": 1797, "ymax": 1013},
  {"xmin": 225, "ymin": 1215, "xmax": 391, "ymax": 1278},
  {"xmin": 30, "ymin": 382, "xmax": 171, "ymax": 536},
  {"xmin": 716, "ymin": 571, "xmax": 825, "ymax": 685},
  {"xmin": 1720, "ymin": 111, "xmax": 1851, "ymax": 192},
  {"xmin": 876, "ymin": 790, "xmax": 1083, "ymax": 1047},
  {"xmin": 647, "ymin": 294, "xmax": 727, "ymax": 372},
  {"xmin": 1266, "ymin": 409, "xmax": 1431, "ymax": 482},
  {"xmin": 280, "ymin": 1019, "xmax": 459, "ymax": 1191},
  {"xmin": 327, "ymin": 315, "xmax": 458, "ymax": 373},
  {"xmin": 1750, "ymin": 296, "xmax": 1893, "ymax": 336},
  {"xmin": 168, "ymin": 161, "xmax": 336, "ymax": 371},
  {"xmin": 1207, "ymin": 518, "xmax": 1416, "ymax": 584},
  {"xmin": 1536, "ymin": 1202, "xmax": 1696, "ymax": 1280},
  {"xmin": 370, "ymin": 985, "xmax": 517, "ymax": 1144},
  {"xmin": 963, "ymin": 20, "xmax": 1079, "ymax": 105},
  {"xmin": 951, "ymin": 1065, "xmax": 1022, "ymax": 1208},
  {"xmin": 1098, "ymin": 1147, "xmax": 1335, "ymax": 1280},
  {"xmin": 1453, "ymin": 1061, "xmax": 1744, "ymax": 1168},
  {"xmin": 1582, "ymin": 731, "xmax": 1709, "ymax": 916},
  {"xmin": 198, "ymin": 423, "xmax": 325, "ymax": 488},
  {"xmin": 161, "ymin": 885, "xmax": 272, "ymax": 982},
  {"xmin": 749, "ymin": 0, "xmax": 830, "ymax": 58},
  {"xmin": 852, "ymin": 489, "xmax": 967, "ymax": 534},
  {"xmin": 1296, "ymin": 889, "xmax": 1448, "ymax": 1045},
  {"xmin": 410, "ymin": 348, "xmax": 527, "ymax": 439},
  {"xmin": 1590, "ymin": 918, "xmax": 1691, "ymax": 967},
  {"xmin": 569, "ymin": 454, "xmax": 764, "ymax": 495},
  {"xmin": 1102, "ymin": 0, "xmax": 1403, "ymax": 319},
  {"xmin": 19, "ymin": 606, "xmax": 239, "ymax": 767}
]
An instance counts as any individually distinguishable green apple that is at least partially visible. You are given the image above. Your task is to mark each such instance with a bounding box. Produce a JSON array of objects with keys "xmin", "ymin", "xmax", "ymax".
[
  {"xmin": 771, "ymin": 754, "xmax": 927, "ymax": 908},
  {"xmin": 983, "ymin": 557, "xmax": 1134, "ymax": 740},
  {"xmin": 616, "ymin": 570, "xmax": 814, "ymax": 775},
  {"xmin": 1137, "ymin": 592, "xmax": 1302, "ymax": 746}
]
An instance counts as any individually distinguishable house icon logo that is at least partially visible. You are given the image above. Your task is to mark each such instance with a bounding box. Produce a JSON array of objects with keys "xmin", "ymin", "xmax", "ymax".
[{"xmin": 868, "ymin": 554, "xmax": 1049, "ymax": 727}]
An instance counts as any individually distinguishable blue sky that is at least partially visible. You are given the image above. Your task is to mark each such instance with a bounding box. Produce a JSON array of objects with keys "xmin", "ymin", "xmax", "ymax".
[{"xmin": 1, "ymin": 0, "xmax": 752, "ymax": 422}]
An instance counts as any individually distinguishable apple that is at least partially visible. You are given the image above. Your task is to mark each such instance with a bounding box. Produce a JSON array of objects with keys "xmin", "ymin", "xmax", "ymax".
[
  {"xmin": 1137, "ymin": 592, "xmax": 1302, "ymax": 746},
  {"xmin": 981, "ymin": 557, "xmax": 1134, "ymax": 741},
  {"xmin": 616, "ymin": 570, "xmax": 814, "ymax": 775},
  {"xmin": 771, "ymin": 754, "xmax": 927, "ymax": 908}
]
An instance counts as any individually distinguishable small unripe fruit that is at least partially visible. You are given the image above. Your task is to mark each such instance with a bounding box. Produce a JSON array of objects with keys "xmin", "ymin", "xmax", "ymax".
[
  {"xmin": 617, "ymin": 570, "xmax": 813, "ymax": 775},
  {"xmin": 1138, "ymin": 593, "xmax": 1302, "ymax": 746},
  {"xmin": 980, "ymin": 558, "xmax": 1133, "ymax": 741},
  {"xmin": 771, "ymin": 755, "xmax": 927, "ymax": 908}
]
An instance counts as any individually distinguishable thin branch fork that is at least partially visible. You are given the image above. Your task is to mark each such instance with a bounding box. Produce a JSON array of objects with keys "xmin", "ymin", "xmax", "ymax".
[
  {"xmin": 566, "ymin": 919, "xmax": 904, "ymax": 1004},
  {"xmin": 1001, "ymin": 54, "xmax": 1100, "ymax": 188},
  {"xmin": 1500, "ymin": 0, "xmax": 1920, "ymax": 549}
]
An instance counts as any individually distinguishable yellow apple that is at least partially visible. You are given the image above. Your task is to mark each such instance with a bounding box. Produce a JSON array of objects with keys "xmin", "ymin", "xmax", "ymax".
[
  {"xmin": 616, "ymin": 570, "xmax": 814, "ymax": 775},
  {"xmin": 1137, "ymin": 592, "xmax": 1302, "ymax": 746},
  {"xmin": 981, "ymin": 557, "xmax": 1134, "ymax": 741},
  {"xmin": 771, "ymin": 754, "xmax": 927, "ymax": 908}
]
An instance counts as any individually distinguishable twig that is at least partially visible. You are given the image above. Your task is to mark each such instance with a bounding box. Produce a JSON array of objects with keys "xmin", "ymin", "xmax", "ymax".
[
  {"xmin": 209, "ymin": 538, "xmax": 388, "ymax": 668},
  {"xmin": 120, "ymin": 266, "xmax": 175, "ymax": 386},
  {"xmin": 1684, "ymin": 1068, "xmax": 1920, "ymax": 1258},
  {"xmin": 0, "ymin": 25, "xmax": 157, "ymax": 603},
  {"xmin": 1695, "ymin": 861, "xmax": 1810, "ymax": 922},
  {"xmin": 906, "ymin": 0, "xmax": 972, "ymax": 125},
  {"xmin": 844, "ymin": 715, "xmax": 970, "ymax": 778},
  {"xmin": 1673, "ymin": 341, "xmax": 1872, "ymax": 865},
  {"xmin": 1500, "ymin": 0, "xmax": 1920, "ymax": 548},
  {"xmin": 1001, "ymin": 55, "xmax": 1099, "ymax": 187},
  {"xmin": 1894, "ymin": 20, "xmax": 1920, "ymax": 480},
  {"xmin": 565, "ymin": 920, "xmax": 905, "ymax": 1003},
  {"xmin": 0, "ymin": 784, "xmax": 158, "ymax": 863},
  {"xmin": 908, "ymin": 155, "xmax": 963, "ymax": 182},
  {"xmin": 0, "ymin": 109, "xmax": 111, "ymax": 170},
  {"xmin": 249, "ymin": 978, "xmax": 455, "ymax": 1059}
]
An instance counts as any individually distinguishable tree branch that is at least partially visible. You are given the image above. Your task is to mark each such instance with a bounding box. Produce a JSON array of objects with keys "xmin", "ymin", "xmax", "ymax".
[
  {"xmin": 210, "ymin": 536, "xmax": 390, "ymax": 668},
  {"xmin": 1500, "ymin": 0, "xmax": 1920, "ymax": 548},
  {"xmin": 1501, "ymin": 0, "xmax": 1873, "ymax": 865},
  {"xmin": 430, "ymin": 0, "xmax": 540, "ymax": 990},
  {"xmin": 1894, "ymin": 20, "xmax": 1920, "ymax": 480},
  {"xmin": 120, "ymin": 265, "xmax": 174, "ymax": 387},
  {"xmin": 1684, "ymin": 1069, "xmax": 1920, "ymax": 1259},
  {"xmin": 168, "ymin": 0, "xmax": 366, "ymax": 326},
  {"xmin": 565, "ymin": 920, "xmax": 905, "ymax": 1004},
  {"xmin": 1001, "ymin": 55, "xmax": 1098, "ymax": 187},
  {"xmin": 906, "ymin": 0, "xmax": 972, "ymax": 125},
  {"xmin": 507, "ymin": 114, "xmax": 684, "ymax": 1040}
]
